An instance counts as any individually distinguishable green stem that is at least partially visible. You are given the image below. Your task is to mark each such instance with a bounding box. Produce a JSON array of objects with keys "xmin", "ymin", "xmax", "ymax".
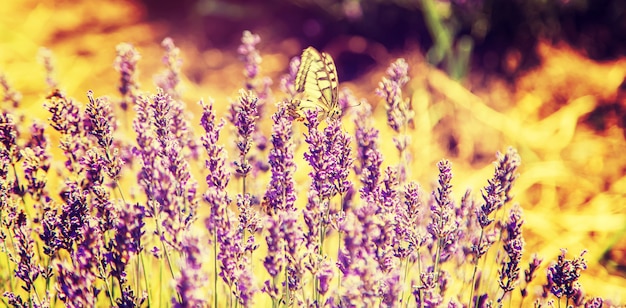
[
  {"xmin": 420, "ymin": 0, "xmax": 453, "ymax": 63},
  {"xmin": 161, "ymin": 239, "xmax": 181, "ymax": 303},
  {"xmin": 400, "ymin": 258, "xmax": 410, "ymax": 307},
  {"xmin": 140, "ymin": 252, "xmax": 152, "ymax": 307},
  {"xmin": 99, "ymin": 262, "xmax": 116, "ymax": 307},
  {"xmin": 468, "ymin": 230, "xmax": 485, "ymax": 308},
  {"xmin": 214, "ymin": 231, "xmax": 218, "ymax": 308},
  {"xmin": 433, "ymin": 237, "xmax": 443, "ymax": 286},
  {"xmin": 417, "ymin": 250, "xmax": 423, "ymax": 308}
]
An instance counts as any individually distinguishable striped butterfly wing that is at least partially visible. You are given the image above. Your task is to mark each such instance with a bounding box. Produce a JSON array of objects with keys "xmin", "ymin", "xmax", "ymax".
[{"xmin": 294, "ymin": 47, "xmax": 340, "ymax": 119}]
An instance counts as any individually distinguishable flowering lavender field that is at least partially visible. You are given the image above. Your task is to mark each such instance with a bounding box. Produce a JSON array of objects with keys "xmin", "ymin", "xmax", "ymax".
[{"xmin": 0, "ymin": 30, "xmax": 620, "ymax": 308}]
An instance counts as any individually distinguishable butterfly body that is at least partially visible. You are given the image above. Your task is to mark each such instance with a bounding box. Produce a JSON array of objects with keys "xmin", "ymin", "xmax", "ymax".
[{"xmin": 293, "ymin": 46, "xmax": 341, "ymax": 120}]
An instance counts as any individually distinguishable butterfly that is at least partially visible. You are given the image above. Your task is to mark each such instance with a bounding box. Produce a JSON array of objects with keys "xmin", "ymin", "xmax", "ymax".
[{"xmin": 292, "ymin": 46, "xmax": 341, "ymax": 120}]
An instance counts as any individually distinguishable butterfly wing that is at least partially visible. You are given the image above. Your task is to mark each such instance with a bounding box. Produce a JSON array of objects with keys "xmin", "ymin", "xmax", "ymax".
[
  {"xmin": 294, "ymin": 47, "xmax": 340, "ymax": 119},
  {"xmin": 318, "ymin": 51, "xmax": 339, "ymax": 116}
]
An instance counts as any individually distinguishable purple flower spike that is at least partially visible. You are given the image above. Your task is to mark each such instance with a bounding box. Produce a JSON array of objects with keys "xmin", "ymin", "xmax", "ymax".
[
  {"xmin": 477, "ymin": 147, "xmax": 521, "ymax": 230},
  {"xmin": 200, "ymin": 99, "xmax": 231, "ymax": 238},
  {"xmin": 114, "ymin": 42, "xmax": 141, "ymax": 110},
  {"xmin": 264, "ymin": 215, "xmax": 285, "ymax": 278},
  {"xmin": 494, "ymin": 147, "xmax": 521, "ymax": 204},
  {"xmin": 85, "ymin": 90, "xmax": 115, "ymax": 150},
  {"xmin": 280, "ymin": 56, "xmax": 300, "ymax": 98},
  {"xmin": 521, "ymin": 254, "xmax": 543, "ymax": 298},
  {"xmin": 427, "ymin": 160, "xmax": 457, "ymax": 242},
  {"xmin": 0, "ymin": 112, "xmax": 18, "ymax": 163},
  {"xmin": 44, "ymin": 89, "xmax": 87, "ymax": 174},
  {"xmin": 40, "ymin": 201, "xmax": 61, "ymax": 257},
  {"xmin": 317, "ymin": 258, "xmax": 334, "ymax": 296},
  {"xmin": 21, "ymin": 146, "xmax": 49, "ymax": 201},
  {"xmin": 353, "ymin": 103, "xmax": 382, "ymax": 202},
  {"xmin": 106, "ymin": 203, "xmax": 145, "ymax": 283},
  {"xmin": 238, "ymin": 30, "xmax": 270, "ymax": 122},
  {"xmin": 0, "ymin": 73, "xmax": 22, "ymax": 108},
  {"xmin": 173, "ymin": 232, "xmax": 209, "ymax": 308},
  {"xmin": 498, "ymin": 204, "xmax": 525, "ymax": 300},
  {"xmin": 38, "ymin": 48, "xmax": 58, "ymax": 89},
  {"xmin": 155, "ymin": 37, "xmax": 182, "ymax": 99},
  {"xmin": 153, "ymin": 39, "xmax": 200, "ymax": 158},
  {"xmin": 56, "ymin": 220, "xmax": 103, "ymax": 307},
  {"xmin": 58, "ymin": 182, "xmax": 90, "ymax": 250},
  {"xmin": 396, "ymin": 181, "xmax": 427, "ymax": 259},
  {"xmin": 546, "ymin": 249, "xmax": 588, "ymax": 301},
  {"xmin": 376, "ymin": 58, "xmax": 411, "ymax": 133},
  {"xmin": 12, "ymin": 211, "xmax": 42, "ymax": 293},
  {"xmin": 22, "ymin": 122, "xmax": 52, "ymax": 202},
  {"xmin": 263, "ymin": 105, "xmax": 296, "ymax": 214},
  {"xmin": 304, "ymin": 110, "xmax": 353, "ymax": 201},
  {"xmin": 238, "ymin": 30, "xmax": 262, "ymax": 88},
  {"xmin": 230, "ymin": 90, "xmax": 259, "ymax": 180}
]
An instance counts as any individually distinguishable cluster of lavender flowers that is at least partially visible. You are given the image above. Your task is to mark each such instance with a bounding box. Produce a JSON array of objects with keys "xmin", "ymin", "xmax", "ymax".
[{"xmin": 0, "ymin": 31, "xmax": 617, "ymax": 308}]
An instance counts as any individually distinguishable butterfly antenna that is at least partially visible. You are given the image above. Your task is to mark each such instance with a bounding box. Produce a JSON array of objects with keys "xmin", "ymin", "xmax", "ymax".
[{"xmin": 342, "ymin": 100, "xmax": 362, "ymax": 112}]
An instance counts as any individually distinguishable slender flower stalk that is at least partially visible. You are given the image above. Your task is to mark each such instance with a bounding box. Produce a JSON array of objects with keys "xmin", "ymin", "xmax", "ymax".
[
  {"xmin": 172, "ymin": 232, "xmax": 208, "ymax": 308},
  {"xmin": 521, "ymin": 254, "xmax": 543, "ymax": 304},
  {"xmin": 427, "ymin": 160, "xmax": 458, "ymax": 289},
  {"xmin": 85, "ymin": 91, "xmax": 123, "ymax": 191},
  {"xmin": 114, "ymin": 42, "xmax": 141, "ymax": 112},
  {"xmin": 0, "ymin": 113, "xmax": 21, "ymax": 198},
  {"xmin": 44, "ymin": 89, "xmax": 88, "ymax": 175},
  {"xmin": 0, "ymin": 73, "xmax": 22, "ymax": 109},
  {"xmin": 155, "ymin": 38, "xmax": 199, "ymax": 159},
  {"xmin": 263, "ymin": 214, "xmax": 286, "ymax": 306},
  {"xmin": 200, "ymin": 99, "xmax": 231, "ymax": 307},
  {"xmin": 38, "ymin": 48, "xmax": 57, "ymax": 90},
  {"xmin": 353, "ymin": 103, "xmax": 382, "ymax": 204},
  {"xmin": 8, "ymin": 212, "xmax": 42, "ymax": 305},
  {"xmin": 21, "ymin": 122, "xmax": 51, "ymax": 203},
  {"xmin": 546, "ymin": 249, "xmax": 588, "ymax": 307},
  {"xmin": 155, "ymin": 37, "xmax": 183, "ymax": 100},
  {"xmin": 262, "ymin": 106, "xmax": 304, "ymax": 305},
  {"xmin": 238, "ymin": 30, "xmax": 271, "ymax": 113},
  {"xmin": 229, "ymin": 90, "xmax": 259, "ymax": 195},
  {"xmin": 498, "ymin": 204, "xmax": 524, "ymax": 302},
  {"xmin": 56, "ymin": 220, "xmax": 105, "ymax": 307},
  {"xmin": 262, "ymin": 104, "xmax": 296, "ymax": 214},
  {"xmin": 376, "ymin": 58, "xmax": 413, "ymax": 183},
  {"xmin": 279, "ymin": 56, "xmax": 300, "ymax": 99},
  {"xmin": 469, "ymin": 148, "xmax": 521, "ymax": 307},
  {"xmin": 239, "ymin": 30, "xmax": 262, "ymax": 91}
]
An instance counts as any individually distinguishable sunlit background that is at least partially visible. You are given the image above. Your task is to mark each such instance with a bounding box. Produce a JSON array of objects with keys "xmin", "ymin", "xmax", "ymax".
[{"xmin": 1, "ymin": 0, "xmax": 626, "ymax": 305}]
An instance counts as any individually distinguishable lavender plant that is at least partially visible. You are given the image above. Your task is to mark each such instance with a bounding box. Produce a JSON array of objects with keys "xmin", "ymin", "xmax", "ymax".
[{"xmin": 0, "ymin": 32, "xmax": 620, "ymax": 308}]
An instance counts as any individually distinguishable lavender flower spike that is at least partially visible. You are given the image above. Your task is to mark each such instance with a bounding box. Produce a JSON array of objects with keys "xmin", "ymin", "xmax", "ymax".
[
  {"xmin": 38, "ymin": 47, "xmax": 57, "ymax": 89},
  {"xmin": 498, "ymin": 204, "xmax": 525, "ymax": 301},
  {"xmin": 114, "ymin": 42, "xmax": 141, "ymax": 110},
  {"xmin": 262, "ymin": 104, "xmax": 296, "ymax": 214},
  {"xmin": 238, "ymin": 30, "xmax": 271, "ymax": 117},
  {"xmin": 238, "ymin": 30, "xmax": 262, "ymax": 89},
  {"xmin": 12, "ymin": 212, "xmax": 42, "ymax": 293},
  {"xmin": 279, "ymin": 56, "xmax": 300, "ymax": 98},
  {"xmin": 546, "ymin": 249, "xmax": 588, "ymax": 302},
  {"xmin": 376, "ymin": 58, "xmax": 411, "ymax": 133},
  {"xmin": 173, "ymin": 232, "xmax": 209, "ymax": 308},
  {"xmin": 200, "ymin": 99, "xmax": 231, "ymax": 235},
  {"xmin": 427, "ymin": 160, "xmax": 457, "ymax": 241},
  {"xmin": 156, "ymin": 37, "xmax": 183, "ymax": 99},
  {"xmin": 427, "ymin": 160, "xmax": 459, "ymax": 285},
  {"xmin": 0, "ymin": 73, "xmax": 22, "ymax": 108},
  {"xmin": 230, "ymin": 90, "xmax": 259, "ymax": 182}
]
